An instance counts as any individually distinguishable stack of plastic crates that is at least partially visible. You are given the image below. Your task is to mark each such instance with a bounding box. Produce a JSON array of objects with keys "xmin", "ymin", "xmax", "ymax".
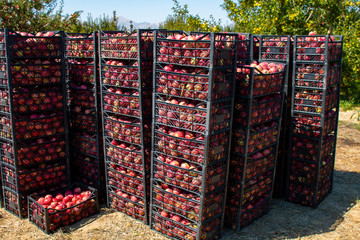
[
  {"xmin": 285, "ymin": 35, "xmax": 343, "ymax": 207},
  {"xmin": 149, "ymin": 30, "xmax": 238, "ymax": 240},
  {"xmin": 225, "ymin": 58, "xmax": 286, "ymax": 229},
  {"xmin": 99, "ymin": 30, "xmax": 155, "ymax": 224},
  {"xmin": 65, "ymin": 32, "xmax": 105, "ymax": 202},
  {"xmin": 0, "ymin": 29, "xmax": 69, "ymax": 218},
  {"xmin": 257, "ymin": 35, "xmax": 293, "ymax": 198},
  {"xmin": 0, "ymin": 29, "xmax": 4, "ymax": 207}
]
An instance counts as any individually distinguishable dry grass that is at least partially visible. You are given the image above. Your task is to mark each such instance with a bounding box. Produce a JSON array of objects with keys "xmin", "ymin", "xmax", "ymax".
[{"xmin": 0, "ymin": 111, "xmax": 359, "ymax": 240}]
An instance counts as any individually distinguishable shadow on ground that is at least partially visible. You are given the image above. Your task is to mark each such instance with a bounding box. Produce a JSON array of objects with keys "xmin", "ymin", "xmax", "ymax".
[{"xmin": 222, "ymin": 170, "xmax": 360, "ymax": 240}]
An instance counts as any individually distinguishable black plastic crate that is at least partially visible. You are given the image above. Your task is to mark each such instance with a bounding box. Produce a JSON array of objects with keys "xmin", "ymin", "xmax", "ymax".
[
  {"xmin": 1, "ymin": 161, "xmax": 67, "ymax": 194},
  {"xmin": 288, "ymin": 155, "xmax": 334, "ymax": 186},
  {"xmin": 252, "ymin": 35, "xmax": 260, "ymax": 61},
  {"xmin": 294, "ymin": 35, "xmax": 343, "ymax": 63},
  {"xmin": 65, "ymin": 32, "xmax": 96, "ymax": 58},
  {"xmin": 286, "ymin": 175, "xmax": 333, "ymax": 207},
  {"xmin": 1, "ymin": 136, "xmax": 66, "ymax": 169},
  {"xmin": 291, "ymin": 110, "xmax": 338, "ymax": 138},
  {"xmin": 292, "ymin": 86, "xmax": 339, "ymax": 115},
  {"xmin": 3, "ymin": 182, "xmax": 67, "ymax": 218},
  {"xmin": 236, "ymin": 33, "xmax": 252, "ymax": 65},
  {"xmin": 256, "ymin": 35, "xmax": 293, "ymax": 198},
  {"xmin": 235, "ymin": 61, "xmax": 286, "ymax": 97},
  {"xmin": 0, "ymin": 30, "xmax": 5, "ymax": 58},
  {"xmin": 28, "ymin": 183, "xmax": 99, "ymax": 234},
  {"xmin": 293, "ymin": 62, "xmax": 341, "ymax": 89},
  {"xmin": 151, "ymin": 184, "xmax": 225, "ymax": 240},
  {"xmin": 99, "ymin": 30, "xmax": 156, "ymax": 220},
  {"xmin": 101, "ymin": 59, "xmax": 153, "ymax": 90},
  {"xmin": 259, "ymin": 35, "xmax": 292, "ymax": 62},
  {"xmin": 150, "ymin": 30, "xmax": 238, "ymax": 239},
  {"xmin": 285, "ymin": 133, "xmax": 337, "ymax": 207},
  {"xmin": 154, "ymin": 65, "xmax": 234, "ymax": 103},
  {"xmin": 155, "ymin": 31, "xmax": 238, "ymax": 68},
  {"xmin": 289, "ymin": 134, "xmax": 336, "ymax": 162},
  {"xmin": 106, "ymin": 152, "xmax": 149, "ymax": 224},
  {"xmin": 233, "ymin": 94, "xmax": 283, "ymax": 127},
  {"xmin": 99, "ymin": 30, "xmax": 155, "ymax": 60},
  {"xmin": 229, "ymin": 146, "xmax": 277, "ymax": 183},
  {"xmin": 66, "ymin": 33, "xmax": 105, "ymax": 202},
  {"xmin": 5, "ymin": 30, "xmax": 63, "ymax": 59}
]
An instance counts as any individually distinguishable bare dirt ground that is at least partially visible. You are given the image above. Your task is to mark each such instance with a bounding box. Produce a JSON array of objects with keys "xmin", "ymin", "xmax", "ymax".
[{"xmin": 0, "ymin": 110, "xmax": 359, "ymax": 240}]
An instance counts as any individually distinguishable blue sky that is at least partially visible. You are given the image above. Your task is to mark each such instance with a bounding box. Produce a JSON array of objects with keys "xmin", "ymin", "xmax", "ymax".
[{"xmin": 62, "ymin": 0, "xmax": 231, "ymax": 25}]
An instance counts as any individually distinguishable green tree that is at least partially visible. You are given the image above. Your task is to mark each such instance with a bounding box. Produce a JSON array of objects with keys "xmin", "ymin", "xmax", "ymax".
[
  {"xmin": 222, "ymin": 0, "xmax": 360, "ymax": 102},
  {"xmin": 160, "ymin": 0, "xmax": 223, "ymax": 32},
  {"xmin": 0, "ymin": 0, "xmax": 81, "ymax": 32},
  {"xmin": 71, "ymin": 11, "xmax": 127, "ymax": 33}
]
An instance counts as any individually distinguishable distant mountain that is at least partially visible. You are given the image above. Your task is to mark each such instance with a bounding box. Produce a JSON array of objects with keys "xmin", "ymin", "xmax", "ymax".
[{"xmin": 118, "ymin": 16, "xmax": 158, "ymax": 30}]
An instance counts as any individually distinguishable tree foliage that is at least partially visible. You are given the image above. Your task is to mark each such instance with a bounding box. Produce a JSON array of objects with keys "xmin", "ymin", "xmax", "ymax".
[
  {"xmin": 71, "ymin": 11, "xmax": 127, "ymax": 33},
  {"xmin": 159, "ymin": 0, "xmax": 223, "ymax": 32},
  {"xmin": 0, "ymin": 0, "xmax": 81, "ymax": 32},
  {"xmin": 222, "ymin": 0, "xmax": 360, "ymax": 101}
]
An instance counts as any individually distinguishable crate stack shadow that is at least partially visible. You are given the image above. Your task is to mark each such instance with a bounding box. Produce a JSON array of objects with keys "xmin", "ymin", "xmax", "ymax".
[
  {"xmin": 256, "ymin": 35, "xmax": 293, "ymax": 198},
  {"xmin": 0, "ymin": 29, "xmax": 70, "ymax": 218},
  {"xmin": 149, "ymin": 31, "xmax": 238, "ymax": 240},
  {"xmin": 99, "ymin": 30, "xmax": 155, "ymax": 224},
  {"xmin": 224, "ymin": 35, "xmax": 286, "ymax": 229},
  {"xmin": 64, "ymin": 32, "xmax": 105, "ymax": 202},
  {"xmin": 285, "ymin": 35, "xmax": 343, "ymax": 207}
]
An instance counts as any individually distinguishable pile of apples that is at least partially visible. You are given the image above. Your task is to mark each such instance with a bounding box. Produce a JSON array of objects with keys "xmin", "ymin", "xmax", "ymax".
[
  {"xmin": 296, "ymin": 32, "xmax": 342, "ymax": 62},
  {"xmin": 29, "ymin": 186, "xmax": 97, "ymax": 232},
  {"xmin": 10, "ymin": 59, "xmax": 62, "ymax": 85},
  {"xmin": 233, "ymin": 94, "xmax": 282, "ymax": 126},
  {"xmin": 66, "ymin": 34, "xmax": 95, "ymax": 58},
  {"xmin": 236, "ymin": 61, "xmax": 285, "ymax": 96},
  {"xmin": 10, "ymin": 31, "xmax": 61, "ymax": 58},
  {"xmin": 290, "ymin": 135, "xmax": 335, "ymax": 162},
  {"xmin": 107, "ymin": 140, "xmax": 150, "ymax": 173},
  {"xmin": 100, "ymin": 32, "xmax": 154, "ymax": 59},
  {"xmin": 295, "ymin": 62, "xmax": 341, "ymax": 88},
  {"xmin": 2, "ymin": 163, "xmax": 66, "ymax": 192},
  {"xmin": 232, "ymin": 121, "xmax": 279, "ymax": 155}
]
